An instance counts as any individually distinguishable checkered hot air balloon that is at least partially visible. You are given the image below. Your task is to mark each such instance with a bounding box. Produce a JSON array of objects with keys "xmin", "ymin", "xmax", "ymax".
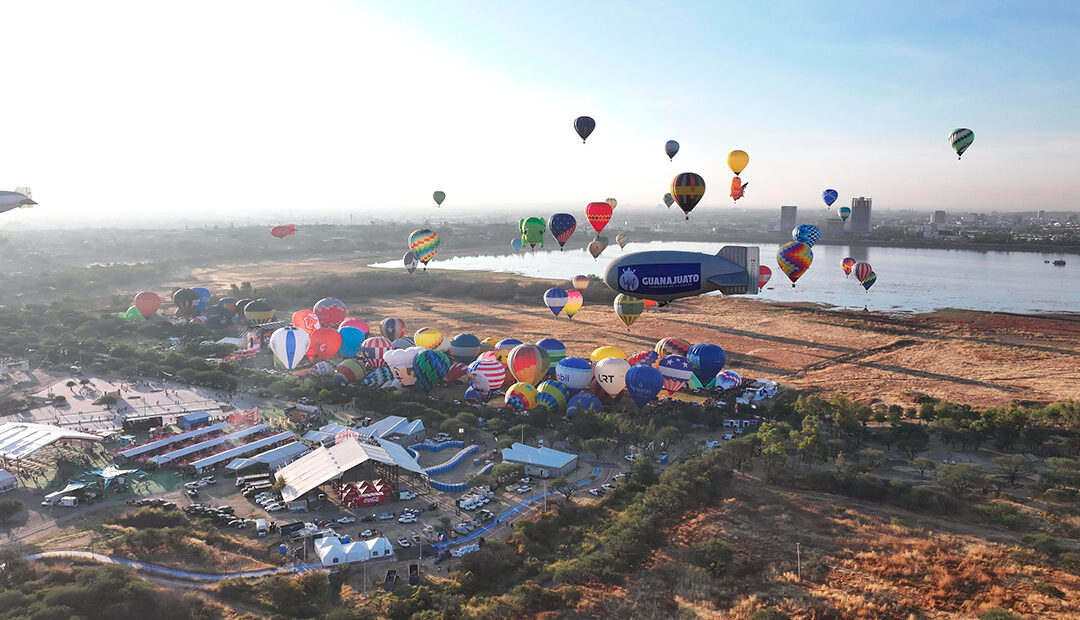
[
  {"xmin": 408, "ymin": 229, "xmax": 440, "ymax": 268},
  {"xmin": 626, "ymin": 350, "xmax": 659, "ymax": 366},
  {"xmin": 504, "ymin": 381, "xmax": 539, "ymax": 411},
  {"xmin": 777, "ymin": 242, "xmax": 814, "ymax": 286},
  {"xmin": 792, "ymin": 224, "xmax": 821, "ymax": 247},
  {"xmin": 655, "ymin": 337, "xmax": 691, "ymax": 358}
]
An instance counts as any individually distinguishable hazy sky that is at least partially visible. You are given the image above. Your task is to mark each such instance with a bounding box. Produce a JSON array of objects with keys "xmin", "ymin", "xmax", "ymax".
[{"xmin": 2, "ymin": 0, "xmax": 1078, "ymax": 226}]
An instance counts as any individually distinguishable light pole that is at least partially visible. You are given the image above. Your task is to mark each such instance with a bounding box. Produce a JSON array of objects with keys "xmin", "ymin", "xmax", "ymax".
[{"xmin": 796, "ymin": 542, "xmax": 801, "ymax": 581}]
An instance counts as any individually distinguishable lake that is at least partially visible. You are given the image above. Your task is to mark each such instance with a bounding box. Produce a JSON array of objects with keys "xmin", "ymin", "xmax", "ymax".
[{"xmin": 372, "ymin": 242, "xmax": 1080, "ymax": 314}]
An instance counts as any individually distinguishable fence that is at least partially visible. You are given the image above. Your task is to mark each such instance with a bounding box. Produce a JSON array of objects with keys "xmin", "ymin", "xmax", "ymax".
[{"xmin": 423, "ymin": 445, "xmax": 478, "ymax": 476}]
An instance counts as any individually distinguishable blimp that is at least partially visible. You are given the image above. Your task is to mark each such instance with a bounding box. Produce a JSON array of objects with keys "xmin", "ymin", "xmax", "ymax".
[
  {"xmin": 603, "ymin": 246, "xmax": 760, "ymax": 303},
  {"xmin": 0, "ymin": 189, "xmax": 35, "ymax": 215}
]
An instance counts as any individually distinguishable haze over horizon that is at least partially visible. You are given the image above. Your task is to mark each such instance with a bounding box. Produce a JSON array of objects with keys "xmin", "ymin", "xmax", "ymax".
[{"xmin": 2, "ymin": 0, "xmax": 1078, "ymax": 229}]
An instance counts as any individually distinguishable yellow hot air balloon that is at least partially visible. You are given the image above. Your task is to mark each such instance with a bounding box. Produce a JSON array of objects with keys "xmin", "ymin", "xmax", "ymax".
[
  {"xmin": 605, "ymin": 197, "xmax": 617, "ymax": 209},
  {"xmin": 414, "ymin": 327, "xmax": 443, "ymax": 349},
  {"xmin": 590, "ymin": 345, "xmax": 626, "ymax": 362},
  {"xmin": 480, "ymin": 336, "xmax": 500, "ymax": 352},
  {"xmin": 727, "ymin": 150, "xmax": 749, "ymax": 175}
]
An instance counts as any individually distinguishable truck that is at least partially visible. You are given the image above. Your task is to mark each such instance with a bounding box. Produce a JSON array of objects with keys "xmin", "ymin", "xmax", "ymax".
[
  {"xmin": 409, "ymin": 563, "xmax": 420, "ymax": 585},
  {"xmin": 398, "ymin": 490, "xmax": 416, "ymax": 501},
  {"xmin": 236, "ymin": 473, "xmax": 271, "ymax": 487},
  {"xmin": 256, "ymin": 518, "xmax": 268, "ymax": 537},
  {"xmin": 59, "ymin": 496, "xmax": 79, "ymax": 507},
  {"xmin": 40, "ymin": 491, "xmax": 65, "ymax": 507}
]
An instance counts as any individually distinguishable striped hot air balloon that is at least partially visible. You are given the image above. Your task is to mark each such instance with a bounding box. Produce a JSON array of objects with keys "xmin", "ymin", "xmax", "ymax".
[
  {"xmin": 550, "ymin": 213, "xmax": 577, "ymax": 250},
  {"xmin": 564, "ymin": 290, "xmax": 584, "ymax": 319},
  {"xmin": 536, "ymin": 338, "xmax": 566, "ymax": 366},
  {"xmin": 670, "ymin": 172, "xmax": 706, "ymax": 219},
  {"xmin": 507, "ymin": 344, "xmax": 551, "ymax": 386},
  {"xmin": 655, "ymin": 337, "xmax": 691, "ymax": 358},
  {"xmin": 335, "ymin": 359, "xmax": 368, "ymax": 383},
  {"xmin": 853, "ymin": 261, "xmax": 873, "ymax": 283},
  {"xmin": 408, "ymin": 229, "xmax": 440, "ymax": 268},
  {"xmin": 467, "ymin": 358, "xmax": 507, "ymax": 394},
  {"xmin": 572, "ymin": 275, "xmax": 589, "ymax": 290},
  {"xmin": 380, "ymin": 317, "xmax": 407, "ymax": 340},
  {"xmin": 543, "ymin": 288, "xmax": 569, "ymax": 318},
  {"xmin": 861, "ymin": 271, "xmax": 877, "ymax": 291},
  {"xmin": 658, "ymin": 354, "xmax": 693, "ymax": 395},
  {"xmin": 270, "ymin": 327, "xmax": 310, "ymax": 370},
  {"xmin": 360, "ymin": 336, "xmax": 393, "ymax": 368},
  {"xmin": 948, "ymin": 128, "xmax": 974, "ymax": 159}
]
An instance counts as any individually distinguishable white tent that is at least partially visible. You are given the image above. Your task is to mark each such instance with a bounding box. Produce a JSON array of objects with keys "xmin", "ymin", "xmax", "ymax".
[
  {"xmin": 0, "ymin": 468, "xmax": 16, "ymax": 493},
  {"xmin": 313, "ymin": 535, "xmax": 395, "ymax": 567}
]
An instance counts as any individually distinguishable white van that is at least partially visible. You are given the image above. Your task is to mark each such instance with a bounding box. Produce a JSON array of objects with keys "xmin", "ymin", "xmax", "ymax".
[{"xmin": 256, "ymin": 518, "xmax": 268, "ymax": 537}]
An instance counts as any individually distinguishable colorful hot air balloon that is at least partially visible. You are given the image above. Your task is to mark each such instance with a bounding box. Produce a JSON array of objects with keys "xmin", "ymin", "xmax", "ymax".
[
  {"xmin": 613, "ymin": 294, "xmax": 644, "ymax": 330},
  {"xmin": 313, "ymin": 298, "xmax": 347, "ymax": 328},
  {"xmin": 616, "ymin": 232, "xmax": 630, "ymax": 249},
  {"xmin": 549, "ymin": 213, "xmax": 577, "ymax": 250},
  {"xmin": 841, "ymin": 257, "xmax": 856, "ymax": 276},
  {"xmin": 520, "ymin": 217, "xmax": 546, "ymax": 249},
  {"xmin": 687, "ymin": 343, "xmax": 726, "ymax": 387},
  {"xmin": 362, "ymin": 365, "xmax": 394, "ymax": 388},
  {"xmin": 590, "ymin": 346, "xmax": 625, "ymax": 362},
  {"xmin": 508, "ymin": 344, "xmax": 551, "ymax": 386},
  {"xmin": 665, "ymin": 140, "xmax": 680, "ymax": 161},
  {"xmin": 758, "ymin": 265, "xmax": 772, "ymax": 289},
  {"xmin": 543, "ymin": 288, "xmax": 569, "ymax": 318},
  {"xmin": 574, "ymin": 116, "xmax": 595, "ymax": 143},
  {"xmin": 555, "ymin": 357, "xmax": 594, "ymax": 394},
  {"xmin": 572, "ymin": 275, "xmax": 589, "ymax": 290},
  {"xmin": 414, "ymin": 327, "xmax": 443, "ymax": 350},
  {"xmin": 271, "ymin": 224, "xmax": 297, "ymax": 238},
  {"xmin": 536, "ymin": 337, "xmax": 566, "ymax": 366},
  {"xmin": 730, "ymin": 176, "xmax": 748, "ymax": 203},
  {"xmin": 467, "ymin": 358, "xmax": 507, "ymax": 394},
  {"xmin": 218, "ymin": 297, "xmax": 238, "ymax": 317},
  {"xmin": 588, "ymin": 236, "xmax": 609, "ymax": 259},
  {"xmin": 413, "ymin": 349, "xmax": 451, "ymax": 391},
  {"xmin": 658, "ymin": 355, "xmax": 693, "ymax": 394},
  {"xmin": 625, "ymin": 365, "xmax": 664, "ymax": 409},
  {"xmin": 133, "ymin": 291, "xmax": 160, "ymax": 318},
  {"xmin": 861, "ymin": 271, "xmax": 877, "ymax": 291},
  {"xmin": 671, "ymin": 172, "xmax": 706, "ymax": 220},
  {"xmin": 822, "ymin": 189, "xmax": 838, "ymax": 208},
  {"xmin": 566, "ymin": 391, "xmax": 603, "ymax": 416},
  {"xmin": 537, "ymin": 380, "xmax": 570, "ymax": 413},
  {"xmin": 496, "ymin": 338, "xmax": 523, "ymax": 351},
  {"xmin": 563, "ymin": 290, "xmax": 583, "ymax": 319},
  {"xmin": 380, "ymin": 317, "xmax": 407, "ymax": 340},
  {"xmin": 594, "ymin": 357, "xmax": 630, "ymax": 397},
  {"xmin": 270, "ymin": 327, "xmax": 310, "ymax": 370},
  {"xmin": 361, "ymin": 336, "xmax": 393, "ymax": 367},
  {"xmin": 837, "ymin": 206, "xmax": 851, "ymax": 222},
  {"xmin": 655, "ymin": 337, "xmax": 691, "ymax": 358},
  {"xmin": 727, "ymin": 150, "xmax": 749, "ymax": 175},
  {"xmin": 449, "ymin": 333, "xmax": 482, "ymax": 363},
  {"xmin": 626, "ymin": 350, "xmax": 659, "ymax": 367},
  {"xmin": 853, "ymin": 261, "xmax": 873, "ymax": 283},
  {"xmin": 404, "ymin": 251, "xmax": 419, "ymax": 274},
  {"xmin": 335, "ymin": 359, "xmax": 368, "ymax": 384},
  {"xmin": 242, "ymin": 299, "xmax": 274, "ymax": 325},
  {"xmin": 714, "ymin": 370, "xmax": 742, "ymax": 391},
  {"xmin": 307, "ymin": 327, "xmax": 342, "ymax": 361},
  {"xmin": 384, "ymin": 348, "xmax": 420, "ymax": 387},
  {"xmin": 777, "ymin": 242, "xmax": 813, "ymax": 286},
  {"xmin": 172, "ymin": 288, "xmax": 200, "ymax": 317},
  {"xmin": 663, "ymin": 193, "xmax": 674, "ymax": 208},
  {"xmin": 605, "ymin": 198, "xmax": 617, "ymax": 209},
  {"xmin": 408, "ymin": 229, "xmax": 440, "ymax": 268},
  {"xmin": 505, "ymin": 382, "xmax": 539, "ymax": 411},
  {"xmin": 585, "ymin": 201, "xmax": 613, "ymax": 234},
  {"xmin": 338, "ymin": 326, "xmax": 366, "ymax": 358},
  {"xmin": 339, "ymin": 317, "xmax": 369, "ymax": 336},
  {"xmin": 948, "ymin": 128, "xmax": 974, "ymax": 159},
  {"xmin": 792, "ymin": 224, "xmax": 822, "ymax": 247},
  {"xmin": 511, "ymin": 237, "xmax": 523, "ymax": 252},
  {"xmin": 433, "ymin": 191, "xmax": 446, "ymax": 207}
]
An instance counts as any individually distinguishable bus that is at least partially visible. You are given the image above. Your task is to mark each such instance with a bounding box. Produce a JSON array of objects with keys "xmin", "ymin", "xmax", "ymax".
[{"xmin": 235, "ymin": 473, "xmax": 272, "ymax": 487}]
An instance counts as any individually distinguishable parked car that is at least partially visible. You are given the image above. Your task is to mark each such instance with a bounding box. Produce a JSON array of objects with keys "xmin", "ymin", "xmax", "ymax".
[
  {"xmin": 183, "ymin": 482, "xmax": 200, "ymax": 490},
  {"xmin": 200, "ymin": 476, "xmax": 217, "ymax": 485},
  {"xmin": 361, "ymin": 514, "xmax": 377, "ymax": 523},
  {"xmin": 379, "ymin": 513, "xmax": 395, "ymax": 520},
  {"xmin": 398, "ymin": 515, "xmax": 417, "ymax": 524},
  {"xmin": 588, "ymin": 488, "xmax": 604, "ymax": 497},
  {"xmin": 186, "ymin": 489, "xmax": 199, "ymax": 498},
  {"xmin": 411, "ymin": 534, "xmax": 421, "ymax": 545},
  {"xmin": 360, "ymin": 529, "xmax": 375, "ymax": 537},
  {"xmin": 601, "ymin": 483, "xmax": 615, "ymax": 491},
  {"xmin": 722, "ymin": 434, "xmax": 735, "ymax": 440},
  {"xmin": 265, "ymin": 503, "xmax": 284, "ymax": 512},
  {"xmin": 217, "ymin": 505, "xmax": 234, "ymax": 513},
  {"xmin": 516, "ymin": 485, "xmax": 532, "ymax": 494},
  {"xmin": 624, "ymin": 454, "xmax": 638, "ymax": 462},
  {"xmin": 337, "ymin": 516, "xmax": 356, "ymax": 524},
  {"xmin": 397, "ymin": 538, "xmax": 411, "ymax": 547}
]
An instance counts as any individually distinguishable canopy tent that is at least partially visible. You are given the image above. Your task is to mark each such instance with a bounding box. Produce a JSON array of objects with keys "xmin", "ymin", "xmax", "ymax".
[
  {"xmin": 83, "ymin": 464, "xmax": 145, "ymax": 488},
  {"xmin": 0, "ymin": 422, "xmax": 102, "ymax": 461}
]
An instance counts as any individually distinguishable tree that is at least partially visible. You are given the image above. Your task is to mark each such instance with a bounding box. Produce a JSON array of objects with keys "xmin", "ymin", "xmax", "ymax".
[
  {"xmin": 938, "ymin": 464, "xmax": 987, "ymax": 495},
  {"xmin": 272, "ymin": 475, "xmax": 286, "ymax": 492},
  {"xmin": 549, "ymin": 476, "xmax": 577, "ymax": 503},
  {"xmin": 762, "ymin": 442, "xmax": 788, "ymax": 482},
  {"xmin": 0, "ymin": 498, "xmax": 24, "ymax": 523},
  {"xmin": 994, "ymin": 454, "xmax": 1035, "ymax": 486},
  {"xmin": 690, "ymin": 538, "xmax": 734, "ymax": 577},
  {"xmin": 909, "ymin": 457, "xmax": 936, "ymax": 479},
  {"xmin": 856, "ymin": 448, "xmax": 887, "ymax": 472},
  {"xmin": 580, "ymin": 438, "xmax": 609, "ymax": 461}
]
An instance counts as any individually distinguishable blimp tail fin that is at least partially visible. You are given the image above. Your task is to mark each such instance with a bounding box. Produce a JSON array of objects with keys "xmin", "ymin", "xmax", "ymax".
[{"xmin": 712, "ymin": 246, "xmax": 760, "ymax": 295}]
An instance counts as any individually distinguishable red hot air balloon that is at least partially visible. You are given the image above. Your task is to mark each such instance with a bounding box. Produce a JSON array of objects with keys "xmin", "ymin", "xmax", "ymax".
[
  {"xmin": 292, "ymin": 310, "xmax": 321, "ymax": 333},
  {"xmin": 271, "ymin": 224, "xmax": 297, "ymax": 238},
  {"xmin": 585, "ymin": 202, "xmax": 613, "ymax": 234},
  {"xmin": 133, "ymin": 291, "xmax": 161, "ymax": 318},
  {"xmin": 758, "ymin": 265, "xmax": 772, "ymax": 289},
  {"xmin": 853, "ymin": 262, "xmax": 873, "ymax": 283},
  {"xmin": 313, "ymin": 298, "xmax": 347, "ymax": 328},
  {"xmin": 841, "ymin": 257, "xmax": 856, "ymax": 276},
  {"xmin": 307, "ymin": 327, "xmax": 343, "ymax": 361}
]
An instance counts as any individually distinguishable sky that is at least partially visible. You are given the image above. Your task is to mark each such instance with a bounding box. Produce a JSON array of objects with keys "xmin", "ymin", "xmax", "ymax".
[{"xmin": 1, "ymin": 0, "xmax": 1078, "ymax": 227}]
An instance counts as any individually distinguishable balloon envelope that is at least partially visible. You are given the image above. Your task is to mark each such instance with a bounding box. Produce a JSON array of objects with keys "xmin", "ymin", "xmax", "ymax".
[
  {"xmin": 293, "ymin": 310, "xmax": 320, "ymax": 333},
  {"xmin": 549, "ymin": 213, "xmax": 577, "ymax": 249},
  {"xmin": 837, "ymin": 206, "xmax": 851, "ymax": 222},
  {"xmin": 626, "ymin": 350, "xmax": 659, "ymax": 367},
  {"xmin": 380, "ymin": 317, "xmax": 407, "ymax": 340},
  {"xmin": 433, "ymin": 190, "xmax": 446, "ymax": 206},
  {"xmin": 616, "ymin": 232, "xmax": 630, "ymax": 249},
  {"xmin": 671, "ymin": 172, "xmax": 706, "ymax": 219},
  {"xmin": 414, "ymin": 327, "xmax": 443, "ymax": 349},
  {"xmin": 307, "ymin": 327, "xmax": 343, "ymax": 361},
  {"xmin": 590, "ymin": 346, "xmax": 625, "ymax": 362},
  {"xmin": 715, "ymin": 370, "xmax": 742, "ymax": 391},
  {"xmin": 338, "ymin": 326, "xmax": 366, "ymax": 357},
  {"xmin": 663, "ymin": 193, "xmax": 674, "ymax": 208},
  {"xmin": 594, "ymin": 357, "xmax": 630, "ymax": 396},
  {"xmin": 665, "ymin": 140, "xmax": 680, "ymax": 161},
  {"xmin": 172, "ymin": 288, "xmax": 200, "ymax": 317},
  {"xmin": 537, "ymin": 380, "xmax": 570, "ymax": 413},
  {"xmin": 360, "ymin": 336, "xmax": 393, "ymax": 367},
  {"xmin": 563, "ymin": 290, "xmax": 583, "ymax": 319},
  {"xmin": 613, "ymin": 294, "xmax": 645, "ymax": 330},
  {"xmin": 585, "ymin": 202, "xmax": 613, "ymax": 234},
  {"xmin": 555, "ymin": 357, "xmax": 594, "ymax": 392},
  {"xmin": 507, "ymin": 344, "xmax": 550, "ymax": 385},
  {"xmin": 270, "ymin": 327, "xmax": 310, "ymax": 370},
  {"xmin": 192, "ymin": 287, "xmax": 211, "ymax": 311},
  {"xmin": 655, "ymin": 337, "xmax": 691, "ymax": 358},
  {"xmin": 505, "ymin": 381, "xmax": 539, "ymax": 411},
  {"xmin": 853, "ymin": 261, "xmax": 873, "ymax": 282},
  {"xmin": 243, "ymin": 299, "xmax": 274, "ymax": 325},
  {"xmin": 572, "ymin": 275, "xmax": 589, "ymax": 290},
  {"xmin": 413, "ymin": 349, "xmax": 451, "ymax": 391},
  {"xmin": 948, "ymin": 128, "xmax": 974, "ymax": 159},
  {"xmin": 588, "ymin": 236, "xmax": 609, "ymax": 259},
  {"xmin": 822, "ymin": 189, "xmax": 839, "ymax": 207},
  {"xmin": 566, "ymin": 392, "xmax": 603, "ymax": 416},
  {"xmin": 625, "ymin": 365, "xmax": 664, "ymax": 409},
  {"xmin": 543, "ymin": 288, "xmax": 568, "ymax": 317},
  {"xmin": 133, "ymin": 291, "xmax": 160, "ymax": 318},
  {"xmin": 777, "ymin": 242, "xmax": 813, "ymax": 285},
  {"xmin": 271, "ymin": 224, "xmax": 297, "ymax": 238},
  {"xmin": 535, "ymin": 337, "xmax": 566, "ymax": 366},
  {"xmin": 511, "ymin": 238, "xmax": 523, "ymax": 252},
  {"xmin": 404, "ymin": 251, "xmax": 419, "ymax": 274},
  {"xmin": 758, "ymin": 265, "xmax": 772, "ymax": 289},
  {"xmin": 841, "ymin": 257, "xmax": 856, "ymax": 275},
  {"xmin": 792, "ymin": 224, "xmax": 822, "ymax": 247},
  {"xmin": 861, "ymin": 271, "xmax": 878, "ymax": 291},
  {"xmin": 727, "ymin": 150, "xmax": 749, "ymax": 175},
  {"xmin": 687, "ymin": 343, "xmax": 726, "ymax": 387},
  {"xmin": 335, "ymin": 359, "xmax": 367, "ymax": 383},
  {"xmin": 339, "ymin": 318, "xmax": 369, "ymax": 336},
  {"xmin": 449, "ymin": 333, "xmax": 482, "ymax": 363},
  {"xmin": 520, "ymin": 217, "xmax": 546, "ymax": 249},
  {"xmin": 496, "ymin": 338, "xmax": 523, "ymax": 350},
  {"xmin": 573, "ymin": 116, "xmax": 595, "ymax": 142},
  {"xmin": 658, "ymin": 355, "xmax": 693, "ymax": 394},
  {"xmin": 409, "ymin": 229, "xmax": 440, "ymax": 264},
  {"xmin": 467, "ymin": 358, "xmax": 507, "ymax": 394}
]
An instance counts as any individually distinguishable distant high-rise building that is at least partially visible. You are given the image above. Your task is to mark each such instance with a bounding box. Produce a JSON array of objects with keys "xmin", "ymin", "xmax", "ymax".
[
  {"xmin": 780, "ymin": 205, "xmax": 797, "ymax": 236},
  {"xmin": 931, "ymin": 210, "xmax": 947, "ymax": 225},
  {"xmin": 1037, "ymin": 209, "xmax": 1046, "ymax": 220},
  {"xmin": 850, "ymin": 197, "xmax": 872, "ymax": 234},
  {"xmin": 825, "ymin": 218, "xmax": 845, "ymax": 237}
]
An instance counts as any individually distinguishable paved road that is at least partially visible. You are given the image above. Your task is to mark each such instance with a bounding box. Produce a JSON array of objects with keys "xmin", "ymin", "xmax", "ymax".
[{"xmin": 25, "ymin": 550, "xmax": 329, "ymax": 581}]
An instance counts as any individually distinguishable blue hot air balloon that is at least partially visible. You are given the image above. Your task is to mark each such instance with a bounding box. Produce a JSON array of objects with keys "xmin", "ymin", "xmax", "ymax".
[
  {"xmin": 496, "ymin": 338, "xmax": 523, "ymax": 350},
  {"xmin": 543, "ymin": 288, "xmax": 569, "ymax": 317},
  {"xmin": 822, "ymin": 189, "xmax": 838, "ymax": 207},
  {"xmin": 792, "ymin": 224, "xmax": 822, "ymax": 247},
  {"xmin": 449, "ymin": 333, "xmax": 482, "ymax": 363},
  {"xmin": 535, "ymin": 337, "xmax": 566, "ymax": 366},
  {"xmin": 687, "ymin": 343, "xmax": 726, "ymax": 388},
  {"xmin": 511, "ymin": 237, "xmax": 523, "ymax": 252},
  {"xmin": 566, "ymin": 391, "xmax": 603, "ymax": 416},
  {"xmin": 192, "ymin": 287, "xmax": 212, "ymax": 311},
  {"xmin": 338, "ymin": 326, "xmax": 366, "ymax": 358},
  {"xmin": 625, "ymin": 365, "xmax": 664, "ymax": 409},
  {"xmin": 549, "ymin": 213, "xmax": 577, "ymax": 250},
  {"xmin": 555, "ymin": 357, "xmax": 594, "ymax": 394}
]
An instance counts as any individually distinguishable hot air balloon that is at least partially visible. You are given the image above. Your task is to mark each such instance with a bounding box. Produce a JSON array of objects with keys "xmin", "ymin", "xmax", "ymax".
[
  {"xmin": 189, "ymin": 288, "xmax": 210, "ymax": 312},
  {"xmin": 338, "ymin": 326, "xmax": 366, "ymax": 357},
  {"xmin": 413, "ymin": 349, "xmax": 451, "ymax": 391},
  {"xmin": 218, "ymin": 297, "xmax": 239, "ymax": 317},
  {"xmin": 380, "ymin": 317, "xmax": 407, "ymax": 340},
  {"xmin": 449, "ymin": 333, "xmax": 482, "ymax": 363},
  {"xmin": 665, "ymin": 140, "xmax": 680, "ymax": 161},
  {"xmin": 536, "ymin": 337, "xmax": 566, "ymax": 366},
  {"xmin": 614, "ymin": 294, "xmax": 644, "ymax": 330},
  {"xmin": 777, "ymin": 242, "xmax": 813, "ymax": 286},
  {"xmin": 384, "ymin": 348, "xmax": 420, "ymax": 387},
  {"xmin": 340, "ymin": 317, "xmax": 369, "ymax": 335},
  {"xmin": 467, "ymin": 358, "xmax": 506, "ymax": 394},
  {"xmin": 414, "ymin": 327, "xmax": 443, "ymax": 350},
  {"xmin": 585, "ymin": 202, "xmax": 613, "ymax": 234},
  {"xmin": 605, "ymin": 198, "xmax": 617, "ymax": 209},
  {"xmin": 564, "ymin": 290, "xmax": 583, "ymax": 319},
  {"xmin": 730, "ymin": 176, "xmax": 748, "ymax": 203},
  {"xmin": 408, "ymin": 229, "xmax": 440, "ymax": 269},
  {"xmin": 133, "ymin": 291, "xmax": 160, "ymax": 318},
  {"xmin": 853, "ymin": 261, "xmax": 872, "ymax": 283},
  {"xmin": 307, "ymin": 327, "xmax": 343, "ymax": 361},
  {"xmin": 671, "ymin": 172, "xmax": 705, "ymax": 220},
  {"xmin": 313, "ymin": 298, "xmax": 347, "ymax": 328},
  {"xmin": 861, "ymin": 271, "xmax": 877, "ymax": 291},
  {"xmin": 616, "ymin": 232, "xmax": 630, "ymax": 249},
  {"xmin": 404, "ymin": 251, "xmax": 419, "ymax": 274},
  {"xmin": 555, "ymin": 357, "xmax": 594, "ymax": 393},
  {"xmin": 444, "ymin": 361, "xmax": 468, "ymax": 384},
  {"xmin": 566, "ymin": 392, "xmax": 603, "ymax": 416},
  {"xmin": 392, "ymin": 337, "xmax": 415, "ymax": 349},
  {"xmin": 625, "ymin": 365, "xmax": 664, "ymax": 409},
  {"xmin": 588, "ymin": 236, "xmax": 609, "ymax": 259},
  {"xmin": 505, "ymin": 382, "xmax": 539, "ymax": 411},
  {"xmin": 464, "ymin": 386, "xmax": 487, "ymax": 403},
  {"xmin": 243, "ymin": 299, "xmax": 274, "ymax": 325},
  {"xmin": 590, "ymin": 346, "xmax": 625, "ymax": 362},
  {"xmin": 822, "ymin": 189, "xmax": 838, "ymax": 208},
  {"xmin": 573, "ymin": 116, "xmax": 595, "ymax": 143},
  {"xmin": 837, "ymin": 206, "xmax": 851, "ymax": 222},
  {"xmin": 508, "ymin": 344, "xmax": 551, "ymax": 386},
  {"xmin": 658, "ymin": 355, "xmax": 693, "ymax": 394},
  {"xmin": 655, "ymin": 337, "xmax": 691, "ymax": 358},
  {"xmin": 841, "ymin": 257, "xmax": 856, "ymax": 276},
  {"xmin": 335, "ymin": 359, "xmax": 368, "ymax": 384},
  {"xmin": 543, "ymin": 288, "xmax": 568, "ymax": 318},
  {"xmin": 626, "ymin": 350, "xmax": 659, "ymax": 367},
  {"xmin": 496, "ymin": 338, "xmax": 523, "ymax": 351},
  {"xmin": 594, "ymin": 357, "xmax": 630, "ymax": 397},
  {"xmin": 121, "ymin": 306, "xmax": 145, "ymax": 322},
  {"xmin": 663, "ymin": 193, "xmax": 674, "ymax": 209},
  {"xmin": 572, "ymin": 275, "xmax": 590, "ymax": 290},
  {"xmin": 758, "ymin": 265, "xmax": 772, "ymax": 289},
  {"xmin": 360, "ymin": 336, "xmax": 393, "ymax": 367},
  {"xmin": 235, "ymin": 298, "xmax": 252, "ymax": 321},
  {"xmin": 519, "ymin": 217, "xmax": 546, "ymax": 249},
  {"xmin": 172, "ymin": 288, "xmax": 200, "ymax": 317},
  {"xmin": 292, "ymin": 310, "xmax": 320, "ymax": 333},
  {"xmin": 537, "ymin": 380, "xmax": 570, "ymax": 413},
  {"xmin": 792, "ymin": 224, "xmax": 822, "ymax": 247},
  {"xmin": 271, "ymin": 224, "xmax": 297, "ymax": 238},
  {"xmin": 433, "ymin": 191, "xmax": 446, "ymax": 207},
  {"xmin": 687, "ymin": 343, "xmax": 726, "ymax": 387},
  {"xmin": 550, "ymin": 213, "xmax": 577, "ymax": 250},
  {"xmin": 511, "ymin": 237, "xmax": 523, "ymax": 252},
  {"xmin": 270, "ymin": 327, "xmax": 310, "ymax": 370},
  {"xmin": 948, "ymin": 128, "xmax": 974, "ymax": 159},
  {"xmin": 363, "ymin": 365, "xmax": 394, "ymax": 388},
  {"xmin": 714, "ymin": 370, "xmax": 742, "ymax": 391},
  {"xmin": 727, "ymin": 150, "xmax": 749, "ymax": 175}
]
